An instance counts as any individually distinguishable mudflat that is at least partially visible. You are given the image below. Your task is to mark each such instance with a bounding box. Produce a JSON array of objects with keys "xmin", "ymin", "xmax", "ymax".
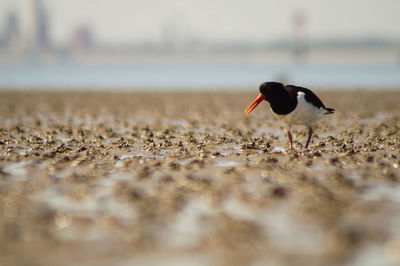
[{"xmin": 1, "ymin": 90, "xmax": 400, "ymax": 266}]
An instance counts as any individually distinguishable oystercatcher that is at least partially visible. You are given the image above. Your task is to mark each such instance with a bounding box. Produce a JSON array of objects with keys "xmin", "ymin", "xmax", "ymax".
[{"xmin": 244, "ymin": 82, "xmax": 335, "ymax": 150}]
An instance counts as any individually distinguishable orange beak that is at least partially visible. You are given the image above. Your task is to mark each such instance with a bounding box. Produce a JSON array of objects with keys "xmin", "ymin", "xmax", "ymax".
[{"xmin": 244, "ymin": 93, "xmax": 265, "ymax": 115}]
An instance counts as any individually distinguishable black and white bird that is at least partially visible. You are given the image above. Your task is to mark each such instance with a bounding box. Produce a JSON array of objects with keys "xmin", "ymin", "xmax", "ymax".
[{"xmin": 244, "ymin": 81, "xmax": 335, "ymax": 150}]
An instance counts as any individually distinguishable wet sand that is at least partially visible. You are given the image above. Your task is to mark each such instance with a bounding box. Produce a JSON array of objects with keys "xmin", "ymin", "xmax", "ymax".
[{"xmin": 1, "ymin": 90, "xmax": 400, "ymax": 266}]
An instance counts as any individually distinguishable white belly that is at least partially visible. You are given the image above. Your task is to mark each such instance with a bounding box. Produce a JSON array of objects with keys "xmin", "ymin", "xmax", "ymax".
[{"xmin": 276, "ymin": 92, "xmax": 325, "ymax": 127}]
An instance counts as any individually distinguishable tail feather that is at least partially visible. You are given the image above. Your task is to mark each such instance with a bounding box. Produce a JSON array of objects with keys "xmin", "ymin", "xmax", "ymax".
[{"xmin": 324, "ymin": 108, "xmax": 335, "ymax": 114}]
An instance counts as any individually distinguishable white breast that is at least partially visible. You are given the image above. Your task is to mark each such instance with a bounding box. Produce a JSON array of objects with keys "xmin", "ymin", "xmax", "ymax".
[{"xmin": 276, "ymin": 92, "xmax": 325, "ymax": 127}]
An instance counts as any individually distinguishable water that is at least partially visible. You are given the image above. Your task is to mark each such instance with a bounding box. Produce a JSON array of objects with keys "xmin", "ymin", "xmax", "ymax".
[{"xmin": 0, "ymin": 60, "xmax": 400, "ymax": 90}]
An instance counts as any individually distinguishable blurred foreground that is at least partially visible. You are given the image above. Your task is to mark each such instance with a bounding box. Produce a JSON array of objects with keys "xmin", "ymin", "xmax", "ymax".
[{"xmin": 1, "ymin": 90, "xmax": 400, "ymax": 266}]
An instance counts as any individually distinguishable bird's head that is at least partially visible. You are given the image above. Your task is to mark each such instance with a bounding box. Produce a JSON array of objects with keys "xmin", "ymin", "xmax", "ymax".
[{"xmin": 244, "ymin": 82, "xmax": 284, "ymax": 115}]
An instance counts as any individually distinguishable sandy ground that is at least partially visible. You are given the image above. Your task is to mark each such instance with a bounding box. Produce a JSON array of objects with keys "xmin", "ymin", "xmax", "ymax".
[{"xmin": 0, "ymin": 90, "xmax": 400, "ymax": 266}]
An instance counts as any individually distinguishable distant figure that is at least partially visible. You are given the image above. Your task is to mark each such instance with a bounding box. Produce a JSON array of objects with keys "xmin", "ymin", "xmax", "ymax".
[
  {"xmin": 292, "ymin": 11, "xmax": 307, "ymax": 63},
  {"xmin": 244, "ymin": 82, "xmax": 335, "ymax": 150},
  {"xmin": 71, "ymin": 25, "xmax": 94, "ymax": 52}
]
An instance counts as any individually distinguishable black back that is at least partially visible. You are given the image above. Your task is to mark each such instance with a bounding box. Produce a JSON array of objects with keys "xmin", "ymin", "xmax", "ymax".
[{"xmin": 285, "ymin": 85, "xmax": 327, "ymax": 109}]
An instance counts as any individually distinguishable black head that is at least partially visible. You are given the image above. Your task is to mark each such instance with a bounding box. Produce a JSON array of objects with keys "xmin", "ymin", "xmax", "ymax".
[
  {"xmin": 259, "ymin": 82, "xmax": 284, "ymax": 95},
  {"xmin": 259, "ymin": 82, "xmax": 286, "ymax": 101},
  {"xmin": 244, "ymin": 81, "xmax": 287, "ymax": 115}
]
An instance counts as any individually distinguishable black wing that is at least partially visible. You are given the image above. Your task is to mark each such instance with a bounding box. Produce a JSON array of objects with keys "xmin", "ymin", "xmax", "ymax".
[{"xmin": 285, "ymin": 85, "xmax": 326, "ymax": 109}]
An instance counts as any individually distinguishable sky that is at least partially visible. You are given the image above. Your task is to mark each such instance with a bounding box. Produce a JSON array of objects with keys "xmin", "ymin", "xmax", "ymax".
[{"xmin": 1, "ymin": 0, "xmax": 400, "ymax": 45}]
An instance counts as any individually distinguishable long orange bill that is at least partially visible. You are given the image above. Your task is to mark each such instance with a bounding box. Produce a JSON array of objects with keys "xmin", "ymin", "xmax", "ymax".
[{"xmin": 244, "ymin": 93, "xmax": 265, "ymax": 115}]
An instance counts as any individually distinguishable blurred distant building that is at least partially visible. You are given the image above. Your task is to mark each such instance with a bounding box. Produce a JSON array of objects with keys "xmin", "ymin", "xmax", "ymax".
[
  {"xmin": 71, "ymin": 25, "xmax": 94, "ymax": 52},
  {"xmin": 3, "ymin": 11, "xmax": 20, "ymax": 50},
  {"xmin": 20, "ymin": 0, "xmax": 50, "ymax": 52}
]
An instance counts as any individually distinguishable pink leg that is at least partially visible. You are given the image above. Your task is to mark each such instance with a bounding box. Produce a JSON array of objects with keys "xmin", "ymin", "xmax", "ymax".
[
  {"xmin": 288, "ymin": 131, "xmax": 293, "ymax": 150},
  {"xmin": 305, "ymin": 126, "xmax": 313, "ymax": 149}
]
